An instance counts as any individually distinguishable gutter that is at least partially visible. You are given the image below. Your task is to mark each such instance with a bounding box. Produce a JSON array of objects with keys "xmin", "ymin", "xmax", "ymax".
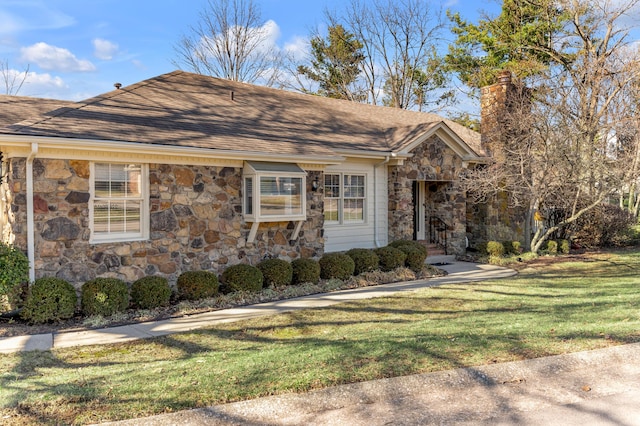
[
  {"xmin": 26, "ymin": 142, "xmax": 38, "ymax": 282},
  {"xmin": 374, "ymin": 153, "xmax": 395, "ymax": 247}
]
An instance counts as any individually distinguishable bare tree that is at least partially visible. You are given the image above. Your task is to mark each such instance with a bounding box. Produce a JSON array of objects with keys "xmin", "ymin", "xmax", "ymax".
[
  {"xmin": 1, "ymin": 60, "xmax": 29, "ymax": 95},
  {"xmin": 463, "ymin": 0, "xmax": 640, "ymax": 252},
  {"xmin": 173, "ymin": 0, "xmax": 283, "ymax": 85},
  {"xmin": 326, "ymin": 0, "xmax": 447, "ymax": 110}
]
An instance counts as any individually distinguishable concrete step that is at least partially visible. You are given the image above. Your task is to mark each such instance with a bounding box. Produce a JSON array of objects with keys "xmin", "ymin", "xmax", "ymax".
[{"xmin": 426, "ymin": 254, "xmax": 456, "ymax": 266}]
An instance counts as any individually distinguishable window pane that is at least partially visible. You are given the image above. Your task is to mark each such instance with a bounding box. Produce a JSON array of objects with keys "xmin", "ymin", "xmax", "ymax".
[
  {"xmin": 245, "ymin": 177, "xmax": 253, "ymax": 215},
  {"xmin": 260, "ymin": 176, "xmax": 302, "ymax": 216},
  {"xmin": 344, "ymin": 174, "xmax": 365, "ymax": 198},
  {"xmin": 125, "ymin": 200, "xmax": 141, "ymax": 232},
  {"xmin": 95, "ymin": 164, "xmax": 111, "ymax": 197},
  {"xmin": 344, "ymin": 199, "xmax": 364, "ymax": 221},
  {"xmin": 325, "ymin": 174, "xmax": 340, "ymax": 198},
  {"xmin": 324, "ymin": 198, "xmax": 339, "ymax": 222},
  {"xmin": 94, "ymin": 201, "xmax": 110, "ymax": 233},
  {"xmin": 109, "ymin": 201, "xmax": 125, "ymax": 232}
]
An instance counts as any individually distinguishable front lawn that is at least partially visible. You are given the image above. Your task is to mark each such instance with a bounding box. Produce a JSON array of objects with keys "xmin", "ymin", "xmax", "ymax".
[{"xmin": 1, "ymin": 251, "xmax": 639, "ymax": 425}]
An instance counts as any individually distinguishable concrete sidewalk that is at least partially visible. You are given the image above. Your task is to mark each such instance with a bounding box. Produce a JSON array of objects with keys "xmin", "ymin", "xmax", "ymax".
[{"xmin": 0, "ymin": 260, "xmax": 516, "ymax": 354}]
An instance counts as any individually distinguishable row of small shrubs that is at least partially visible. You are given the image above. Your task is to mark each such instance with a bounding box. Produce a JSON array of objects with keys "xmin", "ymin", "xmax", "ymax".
[
  {"xmin": 20, "ymin": 276, "xmax": 171, "ymax": 324},
  {"xmin": 18, "ymin": 240, "xmax": 427, "ymax": 324},
  {"xmin": 484, "ymin": 239, "xmax": 569, "ymax": 257}
]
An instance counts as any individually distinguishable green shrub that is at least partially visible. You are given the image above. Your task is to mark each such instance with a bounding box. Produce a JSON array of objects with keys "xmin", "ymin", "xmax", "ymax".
[
  {"xmin": 291, "ymin": 258, "xmax": 321, "ymax": 285},
  {"xmin": 475, "ymin": 242, "xmax": 488, "ymax": 255},
  {"xmin": 257, "ymin": 258, "xmax": 293, "ymax": 288},
  {"xmin": 346, "ymin": 248, "xmax": 380, "ymax": 275},
  {"xmin": 398, "ymin": 246, "xmax": 427, "ymax": 272},
  {"xmin": 486, "ymin": 241, "xmax": 505, "ymax": 257},
  {"xmin": 177, "ymin": 270, "xmax": 219, "ymax": 301},
  {"xmin": 374, "ymin": 246, "xmax": 407, "ymax": 272},
  {"xmin": 512, "ymin": 241, "xmax": 522, "ymax": 253},
  {"xmin": 546, "ymin": 240, "xmax": 558, "ymax": 255},
  {"xmin": 388, "ymin": 240, "xmax": 428, "ymax": 257},
  {"xmin": 557, "ymin": 239, "xmax": 570, "ymax": 254},
  {"xmin": 81, "ymin": 278, "xmax": 129, "ymax": 317},
  {"xmin": 221, "ymin": 264, "xmax": 263, "ymax": 293},
  {"xmin": 502, "ymin": 241, "xmax": 516, "ymax": 255},
  {"xmin": 0, "ymin": 243, "xmax": 29, "ymax": 305},
  {"xmin": 131, "ymin": 276, "xmax": 172, "ymax": 308},
  {"xmin": 319, "ymin": 253, "xmax": 355, "ymax": 280},
  {"xmin": 20, "ymin": 277, "xmax": 77, "ymax": 323}
]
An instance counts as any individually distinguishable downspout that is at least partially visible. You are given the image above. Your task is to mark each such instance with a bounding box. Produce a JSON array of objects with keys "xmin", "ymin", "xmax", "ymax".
[
  {"xmin": 26, "ymin": 143, "xmax": 38, "ymax": 282},
  {"xmin": 374, "ymin": 154, "xmax": 393, "ymax": 247}
]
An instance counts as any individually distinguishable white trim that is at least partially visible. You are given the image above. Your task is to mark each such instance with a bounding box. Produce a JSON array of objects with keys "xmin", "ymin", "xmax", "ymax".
[
  {"xmin": 0, "ymin": 135, "xmax": 344, "ymax": 165},
  {"xmin": 398, "ymin": 122, "xmax": 481, "ymax": 161}
]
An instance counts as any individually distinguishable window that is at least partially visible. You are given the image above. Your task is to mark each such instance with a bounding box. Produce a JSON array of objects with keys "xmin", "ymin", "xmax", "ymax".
[
  {"xmin": 324, "ymin": 173, "xmax": 366, "ymax": 224},
  {"xmin": 243, "ymin": 162, "xmax": 306, "ymax": 222},
  {"xmin": 91, "ymin": 162, "xmax": 148, "ymax": 242}
]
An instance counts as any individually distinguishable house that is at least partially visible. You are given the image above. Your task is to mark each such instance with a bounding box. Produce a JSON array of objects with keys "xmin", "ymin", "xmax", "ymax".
[{"xmin": 0, "ymin": 70, "xmax": 489, "ymax": 286}]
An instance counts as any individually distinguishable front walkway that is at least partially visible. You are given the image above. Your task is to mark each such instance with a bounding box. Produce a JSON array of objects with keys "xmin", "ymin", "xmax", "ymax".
[{"xmin": 0, "ymin": 261, "xmax": 516, "ymax": 354}]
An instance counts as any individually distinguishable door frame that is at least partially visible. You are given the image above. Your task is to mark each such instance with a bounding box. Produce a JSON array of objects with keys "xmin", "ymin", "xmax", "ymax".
[{"xmin": 413, "ymin": 181, "xmax": 426, "ymax": 240}]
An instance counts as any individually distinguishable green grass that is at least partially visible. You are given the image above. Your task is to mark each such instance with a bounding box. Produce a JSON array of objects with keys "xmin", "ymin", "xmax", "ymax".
[{"xmin": 2, "ymin": 251, "xmax": 640, "ymax": 425}]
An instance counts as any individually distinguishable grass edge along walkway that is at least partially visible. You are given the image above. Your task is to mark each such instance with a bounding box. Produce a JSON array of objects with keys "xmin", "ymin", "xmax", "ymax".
[{"xmin": 0, "ymin": 261, "xmax": 516, "ymax": 353}]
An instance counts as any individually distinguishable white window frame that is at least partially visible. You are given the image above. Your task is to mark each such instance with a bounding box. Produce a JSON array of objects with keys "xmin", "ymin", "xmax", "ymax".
[
  {"xmin": 243, "ymin": 161, "xmax": 307, "ymax": 222},
  {"xmin": 324, "ymin": 173, "xmax": 366, "ymax": 225},
  {"xmin": 89, "ymin": 162, "xmax": 149, "ymax": 243}
]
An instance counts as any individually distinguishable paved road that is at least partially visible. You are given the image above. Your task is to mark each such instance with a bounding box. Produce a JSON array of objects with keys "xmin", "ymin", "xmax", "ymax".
[{"xmin": 101, "ymin": 342, "xmax": 640, "ymax": 425}]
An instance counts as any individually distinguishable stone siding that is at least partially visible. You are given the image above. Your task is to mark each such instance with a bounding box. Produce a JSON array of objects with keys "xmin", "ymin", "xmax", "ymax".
[
  {"xmin": 6, "ymin": 158, "xmax": 324, "ymax": 287},
  {"xmin": 388, "ymin": 135, "xmax": 468, "ymax": 255}
]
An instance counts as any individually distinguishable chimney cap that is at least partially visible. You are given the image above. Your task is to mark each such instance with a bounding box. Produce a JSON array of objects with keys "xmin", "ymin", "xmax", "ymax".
[
  {"xmin": 498, "ymin": 70, "xmax": 512, "ymax": 84},
  {"xmin": 114, "ymin": 82, "xmax": 122, "ymax": 89}
]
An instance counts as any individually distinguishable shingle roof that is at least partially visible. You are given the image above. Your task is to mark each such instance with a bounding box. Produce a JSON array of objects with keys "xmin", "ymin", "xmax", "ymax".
[
  {"xmin": 1, "ymin": 71, "xmax": 486, "ymax": 158},
  {"xmin": 0, "ymin": 95, "xmax": 75, "ymax": 128}
]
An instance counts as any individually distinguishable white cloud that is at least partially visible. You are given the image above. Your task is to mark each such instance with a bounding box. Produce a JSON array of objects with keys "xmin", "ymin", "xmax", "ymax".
[
  {"xmin": 4, "ymin": 69, "xmax": 67, "ymax": 97},
  {"xmin": 283, "ymin": 36, "xmax": 309, "ymax": 61},
  {"xmin": 20, "ymin": 42, "xmax": 96, "ymax": 72},
  {"xmin": 93, "ymin": 38, "xmax": 119, "ymax": 60}
]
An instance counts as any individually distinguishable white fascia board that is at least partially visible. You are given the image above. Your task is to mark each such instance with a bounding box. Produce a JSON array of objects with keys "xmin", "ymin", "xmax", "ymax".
[
  {"xmin": 0, "ymin": 135, "xmax": 345, "ymax": 166},
  {"xmin": 331, "ymin": 148, "xmax": 412, "ymax": 160}
]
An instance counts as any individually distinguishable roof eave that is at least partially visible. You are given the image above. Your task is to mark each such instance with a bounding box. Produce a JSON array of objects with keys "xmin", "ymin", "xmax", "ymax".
[{"xmin": 0, "ymin": 135, "xmax": 345, "ymax": 166}]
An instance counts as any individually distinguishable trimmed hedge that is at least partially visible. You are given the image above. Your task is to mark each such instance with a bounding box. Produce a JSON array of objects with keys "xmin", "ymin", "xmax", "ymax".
[
  {"xmin": 0, "ymin": 242, "xmax": 29, "ymax": 303},
  {"xmin": 346, "ymin": 248, "xmax": 380, "ymax": 275},
  {"xmin": 257, "ymin": 258, "xmax": 293, "ymax": 288},
  {"xmin": 131, "ymin": 276, "xmax": 172, "ymax": 308},
  {"xmin": 177, "ymin": 271, "xmax": 219, "ymax": 301},
  {"xmin": 20, "ymin": 277, "xmax": 77, "ymax": 323},
  {"xmin": 388, "ymin": 240, "xmax": 428, "ymax": 257},
  {"xmin": 221, "ymin": 264, "xmax": 263, "ymax": 293},
  {"xmin": 81, "ymin": 278, "xmax": 129, "ymax": 317},
  {"xmin": 319, "ymin": 253, "xmax": 355, "ymax": 280},
  {"xmin": 291, "ymin": 258, "xmax": 321, "ymax": 285},
  {"xmin": 374, "ymin": 246, "xmax": 406, "ymax": 272},
  {"xmin": 558, "ymin": 239, "xmax": 570, "ymax": 254}
]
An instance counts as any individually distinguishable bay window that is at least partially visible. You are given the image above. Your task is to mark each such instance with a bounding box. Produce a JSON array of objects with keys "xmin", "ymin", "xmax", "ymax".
[{"xmin": 243, "ymin": 162, "xmax": 307, "ymax": 222}]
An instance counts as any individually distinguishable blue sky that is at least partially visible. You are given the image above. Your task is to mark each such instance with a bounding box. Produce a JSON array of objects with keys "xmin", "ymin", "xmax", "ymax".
[{"xmin": 0, "ymin": 0, "xmax": 500, "ymax": 103}]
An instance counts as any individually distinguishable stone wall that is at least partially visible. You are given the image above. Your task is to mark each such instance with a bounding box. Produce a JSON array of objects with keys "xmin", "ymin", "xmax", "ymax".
[
  {"xmin": 6, "ymin": 158, "xmax": 324, "ymax": 288},
  {"xmin": 388, "ymin": 135, "xmax": 468, "ymax": 255}
]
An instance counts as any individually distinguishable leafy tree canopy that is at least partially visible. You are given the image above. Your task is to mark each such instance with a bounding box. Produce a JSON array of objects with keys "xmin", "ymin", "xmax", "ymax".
[{"xmin": 446, "ymin": 0, "xmax": 568, "ymax": 88}]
